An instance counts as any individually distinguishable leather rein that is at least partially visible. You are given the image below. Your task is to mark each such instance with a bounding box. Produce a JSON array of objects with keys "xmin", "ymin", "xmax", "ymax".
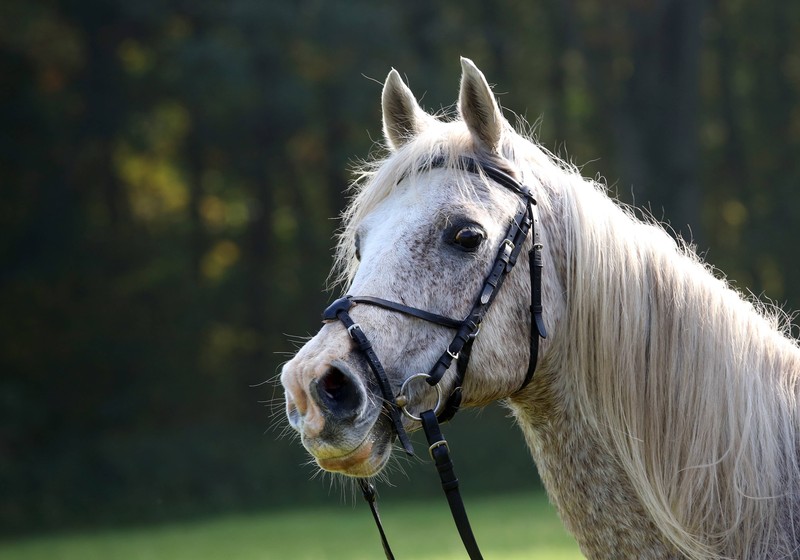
[{"xmin": 321, "ymin": 156, "xmax": 547, "ymax": 559}]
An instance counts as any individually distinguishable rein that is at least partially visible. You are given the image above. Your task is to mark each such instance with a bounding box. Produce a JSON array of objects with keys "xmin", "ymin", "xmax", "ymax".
[{"xmin": 322, "ymin": 156, "xmax": 547, "ymax": 559}]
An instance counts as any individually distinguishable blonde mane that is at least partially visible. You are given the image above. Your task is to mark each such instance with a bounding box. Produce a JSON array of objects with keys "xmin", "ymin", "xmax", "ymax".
[
  {"xmin": 519, "ymin": 126, "xmax": 800, "ymax": 558},
  {"xmin": 336, "ymin": 112, "xmax": 800, "ymax": 558}
]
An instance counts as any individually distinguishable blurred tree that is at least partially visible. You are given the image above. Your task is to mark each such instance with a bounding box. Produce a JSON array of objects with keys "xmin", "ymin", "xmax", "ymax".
[{"xmin": 0, "ymin": 0, "xmax": 798, "ymax": 535}]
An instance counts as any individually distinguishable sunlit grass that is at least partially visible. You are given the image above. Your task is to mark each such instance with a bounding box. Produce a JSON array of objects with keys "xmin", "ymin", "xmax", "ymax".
[{"xmin": 0, "ymin": 492, "xmax": 583, "ymax": 559}]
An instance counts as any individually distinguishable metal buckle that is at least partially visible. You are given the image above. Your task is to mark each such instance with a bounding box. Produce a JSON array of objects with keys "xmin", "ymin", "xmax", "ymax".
[
  {"xmin": 447, "ymin": 348, "xmax": 460, "ymax": 360},
  {"xmin": 396, "ymin": 373, "xmax": 443, "ymax": 421},
  {"xmin": 346, "ymin": 323, "xmax": 362, "ymax": 338},
  {"xmin": 428, "ymin": 439, "xmax": 449, "ymax": 459}
]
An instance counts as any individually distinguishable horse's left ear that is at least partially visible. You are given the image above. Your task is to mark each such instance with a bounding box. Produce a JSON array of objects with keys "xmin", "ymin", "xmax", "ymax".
[{"xmin": 458, "ymin": 57, "xmax": 505, "ymax": 153}]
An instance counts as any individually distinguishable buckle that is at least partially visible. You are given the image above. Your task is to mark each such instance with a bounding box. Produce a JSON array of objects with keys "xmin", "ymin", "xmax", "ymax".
[
  {"xmin": 346, "ymin": 323, "xmax": 362, "ymax": 338},
  {"xmin": 500, "ymin": 239, "xmax": 514, "ymax": 260},
  {"xmin": 428, "ymin": 439, "xmax": 449, "ymax": 459}
]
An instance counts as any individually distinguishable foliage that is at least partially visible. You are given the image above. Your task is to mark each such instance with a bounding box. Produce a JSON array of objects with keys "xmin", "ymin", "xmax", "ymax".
[{"xmin": 1, "ymin": 0, "xmax": 799, "ymax": 534}]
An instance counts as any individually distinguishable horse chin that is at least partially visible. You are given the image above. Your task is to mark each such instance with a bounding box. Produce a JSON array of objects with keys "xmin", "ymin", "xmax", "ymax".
[{"xmin": 312, "ymin": 424, "xmax": 394, "ymax": 477}]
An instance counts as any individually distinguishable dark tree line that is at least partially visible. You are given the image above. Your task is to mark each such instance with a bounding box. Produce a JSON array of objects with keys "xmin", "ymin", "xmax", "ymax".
[{"xmin": 2, "ymin": 0, "xmax": 799, "ymax": 534}]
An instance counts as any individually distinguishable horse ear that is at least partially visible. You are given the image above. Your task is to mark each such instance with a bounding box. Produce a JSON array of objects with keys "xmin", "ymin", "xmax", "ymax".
[
  {"xmin": 458, "ymin": 57, "xmax": 505, "ymax": 153},
  {"xmin": 382, "ymin": 69, "xmax": 429, "ymax": 151}
]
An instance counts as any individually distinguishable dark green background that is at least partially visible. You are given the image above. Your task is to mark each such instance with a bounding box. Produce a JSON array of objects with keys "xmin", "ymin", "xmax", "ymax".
[{"xmin": 2, "ymin": 0, "xmax": 799, "ymax": 535}]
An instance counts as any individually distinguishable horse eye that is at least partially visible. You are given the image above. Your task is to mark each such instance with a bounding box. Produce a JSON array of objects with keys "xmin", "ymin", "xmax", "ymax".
[{"xmin": 453, "ymin": 227, "xmax": 485, "ymax": 250}]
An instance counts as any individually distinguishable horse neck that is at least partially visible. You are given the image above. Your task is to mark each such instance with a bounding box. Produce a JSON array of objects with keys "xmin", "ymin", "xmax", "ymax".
[{"xmin": 510, "ymin": 166, "xmax": 800, "ymax": 559}]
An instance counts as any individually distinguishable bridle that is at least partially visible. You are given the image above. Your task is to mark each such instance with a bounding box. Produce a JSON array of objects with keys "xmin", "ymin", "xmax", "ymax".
[{"xmin": 321, "ymin": 155, "xmax": 547, "ymax": 559}]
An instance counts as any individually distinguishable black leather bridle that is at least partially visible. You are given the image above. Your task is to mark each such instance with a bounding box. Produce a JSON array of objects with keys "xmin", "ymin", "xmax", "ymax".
[{"xmin": 321, "ymin": 156, "xmax": 547, "ymax": 560}]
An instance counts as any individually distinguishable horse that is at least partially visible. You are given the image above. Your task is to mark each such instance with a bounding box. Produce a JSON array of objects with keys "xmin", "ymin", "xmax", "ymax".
[{"xmin": 279, "ymin": 57, "xmax": 800, "ymax": 559}]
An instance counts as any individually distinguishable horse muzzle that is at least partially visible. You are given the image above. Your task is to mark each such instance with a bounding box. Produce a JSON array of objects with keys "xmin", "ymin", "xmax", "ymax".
[{"xmin": 281, "ymin": 355, "xmax": 391, "ymax": 476}]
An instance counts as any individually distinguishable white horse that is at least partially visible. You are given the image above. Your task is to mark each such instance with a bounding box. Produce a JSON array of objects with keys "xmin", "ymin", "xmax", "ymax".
[{"xmin": 280, "ymin": 58, "xmax": 800, "ymax": 559}]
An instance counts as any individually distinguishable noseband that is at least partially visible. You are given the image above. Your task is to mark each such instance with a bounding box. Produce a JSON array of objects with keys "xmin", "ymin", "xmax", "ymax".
[{"xmin": 321, "ymin": 156, "xmax": 547, "ymax": 560}]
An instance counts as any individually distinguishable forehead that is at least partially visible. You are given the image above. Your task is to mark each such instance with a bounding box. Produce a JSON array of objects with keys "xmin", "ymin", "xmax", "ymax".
[{"xmin": 358, "ymin": 167, "xmax": 514, "ymax": 233}]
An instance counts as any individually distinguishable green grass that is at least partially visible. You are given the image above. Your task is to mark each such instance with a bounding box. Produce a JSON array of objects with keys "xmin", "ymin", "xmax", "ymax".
[{"xmin": 0, "ymin": 492, "xmax": 583, "ymax": 559}]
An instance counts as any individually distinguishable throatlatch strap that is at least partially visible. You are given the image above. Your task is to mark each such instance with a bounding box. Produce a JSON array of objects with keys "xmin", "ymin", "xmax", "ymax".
[
  {"xmin": 520, "ymin": 199, "xmax": 547, "ymax": 391},
  {"xmin": 420, "ymin": 410, "xmax": 484, "ymax": 560}
]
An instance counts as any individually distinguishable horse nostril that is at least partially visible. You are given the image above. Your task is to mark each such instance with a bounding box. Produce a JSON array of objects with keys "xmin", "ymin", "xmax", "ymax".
[
  {"xmin": 316, "ymin": 365, "xmax": 362, "ymax": 418},
  {"xmin": 321, "ymin": 367, "xmax": 346, "ymax": 399}
]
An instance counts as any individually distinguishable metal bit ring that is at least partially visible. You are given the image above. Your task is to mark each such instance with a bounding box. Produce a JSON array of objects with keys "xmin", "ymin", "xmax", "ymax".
[{"xmin": 396, "ymin": 373, "xmax": 443, "ymax": 421}]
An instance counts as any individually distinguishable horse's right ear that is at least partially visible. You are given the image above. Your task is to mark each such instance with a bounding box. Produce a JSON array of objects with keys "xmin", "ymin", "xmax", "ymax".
[{"xmin": 382, "ymin": 69, "xmax": 429, "ymax": 151}]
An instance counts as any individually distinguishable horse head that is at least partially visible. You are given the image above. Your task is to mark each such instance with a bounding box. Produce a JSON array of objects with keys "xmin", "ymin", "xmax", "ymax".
[{"xmin": 279, "ymin": 58, "xmax": 551, "ymax": 477}]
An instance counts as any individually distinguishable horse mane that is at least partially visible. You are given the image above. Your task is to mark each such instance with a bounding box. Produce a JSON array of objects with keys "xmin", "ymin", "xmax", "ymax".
[
  {"xmin": 511, "ymin": 131, "xmax": 800, "ymax": 557},
  {"xmin": 336, "ymin": 112, "xmax": 800, "ymax": 558}
]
